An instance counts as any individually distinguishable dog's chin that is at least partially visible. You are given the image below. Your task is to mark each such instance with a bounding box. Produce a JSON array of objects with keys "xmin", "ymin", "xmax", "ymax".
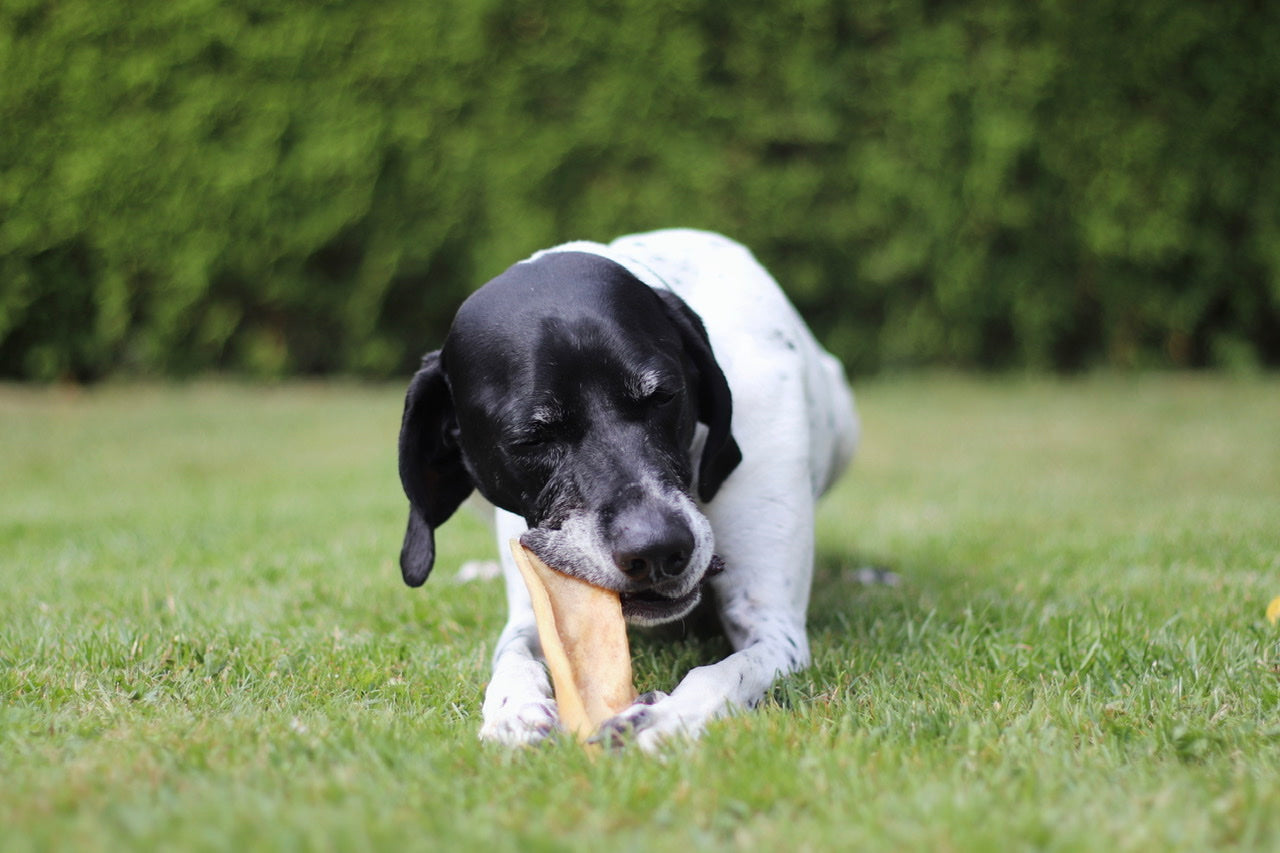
[{"xmin": 621, "ymin": 585, "xmax": 702, "ymax": 627}]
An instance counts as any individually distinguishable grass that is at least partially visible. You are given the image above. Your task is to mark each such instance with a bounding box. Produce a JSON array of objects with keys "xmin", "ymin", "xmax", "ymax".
[{"xmin": 2, "ymin": 374, "xmax": 1279, "ymax": 851}]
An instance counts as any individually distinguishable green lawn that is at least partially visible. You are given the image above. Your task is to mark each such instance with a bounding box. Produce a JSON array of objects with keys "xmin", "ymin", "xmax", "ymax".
[{"xmin": 2, "ymin": 375, "xmax": 1278, "ymax": 851}]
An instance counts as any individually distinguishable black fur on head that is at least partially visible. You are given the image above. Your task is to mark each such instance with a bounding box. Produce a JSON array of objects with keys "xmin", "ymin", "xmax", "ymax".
[{"xmin": 396, "ymin": 252, "xmax": 740, "ymax": 587}]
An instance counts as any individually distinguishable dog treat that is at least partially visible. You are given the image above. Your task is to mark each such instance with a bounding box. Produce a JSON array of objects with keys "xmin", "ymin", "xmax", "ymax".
[{"xmin": 509, "ymin": 539, "xmax": 637, "ymax": 740}]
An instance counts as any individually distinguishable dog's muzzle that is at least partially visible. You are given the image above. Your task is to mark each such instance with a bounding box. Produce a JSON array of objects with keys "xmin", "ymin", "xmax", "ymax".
[{"xmin": 619, "ymin": 554, "xmax": 724, "ymax": 625}]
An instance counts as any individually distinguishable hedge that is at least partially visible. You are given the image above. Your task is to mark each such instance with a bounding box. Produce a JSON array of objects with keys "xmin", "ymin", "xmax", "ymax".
[{"xmin": 2, "ymin": 0, "xmax": 1278, "ymax": 379}]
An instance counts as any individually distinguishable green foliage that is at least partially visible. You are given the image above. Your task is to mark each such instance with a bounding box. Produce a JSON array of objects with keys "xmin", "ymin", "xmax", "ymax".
[{"xmin": 2, "ymin": 0, "xmax": 1278, "ymax": 379}]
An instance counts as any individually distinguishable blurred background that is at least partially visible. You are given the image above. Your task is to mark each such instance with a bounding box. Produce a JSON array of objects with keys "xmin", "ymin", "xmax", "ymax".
[{"xmin": 1, "ymin": 0, "xmax": 1277, "ymax": 382}]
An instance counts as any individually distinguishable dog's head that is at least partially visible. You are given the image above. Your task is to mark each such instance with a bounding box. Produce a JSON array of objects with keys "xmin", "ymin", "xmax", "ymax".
[{"xmin": 397, "ymin": 252, "xmax": 740, "ymax": 625}]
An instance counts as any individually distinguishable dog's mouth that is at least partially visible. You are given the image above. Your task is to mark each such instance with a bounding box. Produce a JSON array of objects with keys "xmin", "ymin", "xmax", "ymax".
[
  {"xmin": 619, "ymin": 554, "xmax": 724, "ymax": 626},
  {"xmin": 620, "ymin": 585, "xmax": 701, "ymax": 625}
]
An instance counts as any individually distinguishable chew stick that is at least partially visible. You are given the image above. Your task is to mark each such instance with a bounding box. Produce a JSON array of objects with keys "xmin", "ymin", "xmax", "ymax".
[{"xmin": 509, "ymin": 539, "xmax": 637, "ymax": 740}]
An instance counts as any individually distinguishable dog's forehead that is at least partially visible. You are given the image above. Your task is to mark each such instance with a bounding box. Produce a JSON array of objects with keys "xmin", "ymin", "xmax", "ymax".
[
  {"xmin": 458, "ymin": 253, "xmax": 664, "ymax": 324},
  {"xmin": 445, "ymin": 252, "xmax": 682, "ymax": 378}
]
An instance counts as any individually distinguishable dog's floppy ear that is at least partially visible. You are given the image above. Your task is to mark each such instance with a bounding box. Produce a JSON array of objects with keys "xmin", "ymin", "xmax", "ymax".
[
  {"xmin": 654, "ymin": 290, "xmax": 742, "ymax": 501},
  {"xmin": 398, "ymin": 350, "xmax": 474, "ymax": 586}
]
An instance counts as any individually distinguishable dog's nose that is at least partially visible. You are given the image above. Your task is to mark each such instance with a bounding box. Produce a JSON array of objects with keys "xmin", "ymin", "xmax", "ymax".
[{"xmin": 610, "ymin": 510, "xmax": 695, "ymax": 583}]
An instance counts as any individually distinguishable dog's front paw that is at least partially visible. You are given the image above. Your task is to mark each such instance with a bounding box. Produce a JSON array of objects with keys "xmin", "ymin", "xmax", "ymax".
[
  {"xmin": 593, "ymin": 691, "xmax": 709, "ymax": 751},
  {"xmin": 479, "ymin": 698, "xmax": 559, "ymax": 747}
]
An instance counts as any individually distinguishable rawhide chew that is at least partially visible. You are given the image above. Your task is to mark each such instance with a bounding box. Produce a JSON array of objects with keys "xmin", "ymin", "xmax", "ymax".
[{"xmin": 509, "ymin": 539, "xmax": 638, "ymax": 740}]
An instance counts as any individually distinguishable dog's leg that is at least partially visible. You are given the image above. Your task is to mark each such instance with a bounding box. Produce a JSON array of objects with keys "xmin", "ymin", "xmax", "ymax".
[{"xmin": 478, "ymin": 509, "xmax": 559, "ymax": 745}]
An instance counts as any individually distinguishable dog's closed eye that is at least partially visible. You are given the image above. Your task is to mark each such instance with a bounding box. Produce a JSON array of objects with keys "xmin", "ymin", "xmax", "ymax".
[
  {"xmin": 646, "ymin": 387, "xmax": 677, "ymax": 407},
  {"xmin": 624, "ymin": 368, "xmax": 673, "ymax": 402},
  {"xmin": 511, "ymin": 430, "xmax": 561, "ymax": 453},
  {"xmin": 508, "ymin": 404, "xmax": 568, "ymax": 450}
]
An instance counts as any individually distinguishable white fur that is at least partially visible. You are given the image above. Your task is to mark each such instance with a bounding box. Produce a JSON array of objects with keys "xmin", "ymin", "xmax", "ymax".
[{"xmin": 480, "ymin": 229, "xmax": 859, "ymax": 749}]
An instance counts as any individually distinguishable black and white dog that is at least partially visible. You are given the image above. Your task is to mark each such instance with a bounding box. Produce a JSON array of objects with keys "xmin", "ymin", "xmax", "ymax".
[{"xmin": 397, "ymin": 229, "xmax": 858, "ymax": 749}]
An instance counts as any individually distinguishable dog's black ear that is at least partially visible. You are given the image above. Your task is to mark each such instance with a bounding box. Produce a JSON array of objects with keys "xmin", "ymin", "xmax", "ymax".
[
  {"xmin": 654, "ymin": 290, "xmax": 742, "ymax": 501},
  {"xmin": 398, "ymin": 351, "xmax": 474, "ymax": 586}
]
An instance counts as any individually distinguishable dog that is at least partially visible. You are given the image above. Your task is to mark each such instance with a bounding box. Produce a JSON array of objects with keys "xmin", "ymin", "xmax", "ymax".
[{"xmin": 397, "ymin": 229, "xmax": 858, "ymax": 749}]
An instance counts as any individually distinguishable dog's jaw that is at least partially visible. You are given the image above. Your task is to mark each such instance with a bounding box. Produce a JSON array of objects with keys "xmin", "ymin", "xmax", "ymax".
[{"xmin": 618, "ymin": 585, "xmax": 704, "ymax": 626}]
